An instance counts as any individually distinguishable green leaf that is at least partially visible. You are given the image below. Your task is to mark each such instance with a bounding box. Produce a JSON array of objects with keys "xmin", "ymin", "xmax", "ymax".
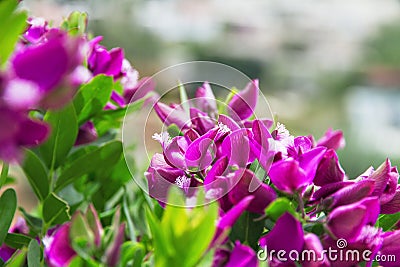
[
  {"xmin": 5, "ymin": 233, "xmax": 32, "ymax": 249},
  {"xmin": 21, "ymin": 149, "xmax": 49, "ymax": 201},
  {"xmin": 0, "ymin": 162, "xmax": 9, "ymax": 189},
  {"xmin": 265, "ymin": 197, "xmax": 296, "ymax": 221},
  {"xmin": 379, "ymin": 213, "xmax": 400, "ymax": 231},
  {"xmin": 27, "ymin": 240, "xmax": 41, "ymax": 267},
  {"xmin": 148, "ymin": 188, "xmax": 218, "ymax": 267},
  {"xmin": 61, "ymin": 11, "xmax": 88, "ymax": 36},
  {"xmin": 5, "ymin": 248, "xmax": 26, "ymax": 267},
  {"xmin": 178, "ymin": 82, "xmax": 190, "ymax": 114},
  {"xmin": 42, "ymin": 193, "xmax": 70, "ymax": 226},
  {"xmin": 167, "ymin": 124, "xmax": 182, "ymax": 137},
  {"xmin": 0, "ymin": 0, "xmax": 27, "ymax": 66},
  {"xmin": 229, "ymin": 211, "xmax": 265, "ymax": 250},
  {"xmin": 55, "ymin": 141, "xmax": 123, "ymax": 192},
  {"xmin": 73, "ymin": 75, "xmax": 114, "ymax": 125},
  {"xmin": 0, "ymin": 188, "xmax": 17, "ymax": 245},
  {"xmin": 40, "ymin": 103, "xmax": 78, "ymax": 169},
  {"xmin": 69, "ymin": 212, "xmax": 94, "ymax": 251},
  {"xmin": 119, "ymin": 241, "xmax": 145, "ymax": 267}
]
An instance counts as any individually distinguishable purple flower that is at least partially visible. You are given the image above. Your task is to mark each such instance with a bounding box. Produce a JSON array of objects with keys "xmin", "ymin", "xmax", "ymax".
[
  {"xmin": 301, "ymin": 233, "xmax": 330, "ymax": 267},
  {"xmin": 154, "ymin": 102, "xmax": 190, "ymax": 130},
  {"xmin": 11, "ymin": 29, "xmax": 85, "ymax": 109},
  {"xmin": 0, "ymin": 107, "xmax": 49, "ymax": 162},
  {"xmin": 23, "ymin": 17, "xmax": 48, "ymax": 44},
  {"xmin": 211, "ymin": 195, "xmax": 254, "ymax": 247},
  {"xmin": 251, "ymin": 119, "xmax": 275, "ymax": 171},
  {"xmin": 195, "ymin": 82, "xmax": 217, "ymax": 116},
  {"xmin": 0, "ymin": 218, "xmax": 29, "ymax": 262},
  {"xmin": 74, "ymin": 121, "xmax": 98, "ymax": 146},
  {"xmin": 313, "ymin": 149, "xmax": 345, "ymax": 186},
  {"xmin": 326, "ymin": 197, "xmax": 380, "ymax": 242},
  {"xmin": 364, "ymin": 159, "xmax": 399, "ymax": 205},
  {"xmin": 105, "ymin": 223, "xmax": 125, "ymax": 267},
  {"xmin": 185, "ymin": 128, "xmax": 218, "ymax": 172},
  {"xmin": 316, "ymin": 128, "xmax": 345, "ymax": 150},
  {"xmin": 322, "ymin": 225, "xmax": 383, "ymax": 267},
  {"xmin": 227, "ymin": 79, "xmax": 259, "ymax": 121},
  {"xmin": 259, "ymin": 212, "xmax": 304, "ymax": 265},
  {"xmin": 378, "ymin": 230, "xmax": 400, "ymax": 267},
  {"xmin": 268, "ymin": 147, "xmax": 326, "ymax": 194},
  {"xmin": 320, "ymin": 179, "xmax": 375, "ymax": 210},
  {"xmin": 88, "ymin": 36, "xmax": 124, "ymax": 77},
  {"xmin": 381, "ymin": 185, "xmax": 400, "ymax": 214},
  {"xmin": 123, "ymin": 76, "xmax": 155, "ymax": 104},
  {"xmin": 228, "ymin": 168, "xmax": 277, "ymax": 214},
  {"xmin": 190, "ymin": 107, "xmax": 216, "ymax": 135},
  {"xmin": 225, "ymin": 241, "xmax": 258, "ymax": 267},
  {"xmin": 220, "ymin": 129, "xmax": 253, "ymax": 168},
  {"xmin": 45, "ymin": 223, "xmax": 77, "ymax": 267}
]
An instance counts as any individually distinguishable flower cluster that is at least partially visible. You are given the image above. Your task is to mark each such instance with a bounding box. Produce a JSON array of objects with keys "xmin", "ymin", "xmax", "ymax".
[
  {"xmin": 0, "ymin": 12, "xmax": 154, "ymax": 162},
  {"xmin": 148, "ymin": 80, "xmax": 400, "ymax": 266}
]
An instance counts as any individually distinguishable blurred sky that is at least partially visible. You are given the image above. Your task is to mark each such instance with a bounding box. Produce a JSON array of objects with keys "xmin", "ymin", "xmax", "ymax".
[{"xmin": 22, "ymin": 0, "xmax": 400, "ymax": 177}]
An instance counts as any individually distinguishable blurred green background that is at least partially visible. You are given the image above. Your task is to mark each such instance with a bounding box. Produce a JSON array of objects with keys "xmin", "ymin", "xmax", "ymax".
[{"xmin": 23, "ymin": 0, "xmax": 400, "ymax": 178}]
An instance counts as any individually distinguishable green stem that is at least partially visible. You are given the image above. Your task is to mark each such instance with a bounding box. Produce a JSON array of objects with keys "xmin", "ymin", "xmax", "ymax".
[
  {"xmin": 296, "ymin": 192, "xmax": 306, "ymax": 219},
  {"xmin": 0, "ymin": 162, "xmax": 9, "ymax": 189}
]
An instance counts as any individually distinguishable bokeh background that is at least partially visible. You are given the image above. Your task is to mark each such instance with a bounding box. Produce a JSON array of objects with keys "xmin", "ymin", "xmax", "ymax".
[{"xmin": 16, "ymin": 0, "xmax": 400, "ymax": 204}]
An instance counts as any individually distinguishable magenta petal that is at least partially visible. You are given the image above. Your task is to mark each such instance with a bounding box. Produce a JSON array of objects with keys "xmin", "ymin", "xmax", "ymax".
[
  {"xmin": 325, "ymin": 180, "xmax": 375, "ymax": 210},
  {"xmin": 244, "ymin": 118, "xmax": 273, "ymax": 129},
  {"xmin": 163, "ymin": 137, "xmax": 186, "ymax": 169},
  {"xmin": 106, "ymin": 223, "xmax": 125, "ymax": 267},
  {"xmin": 195, "ymin": 82, "xmax": 217, "ymax": 114},
  {"xmin": 185, "ymin": 129, "xmax": 217, "ymax": 171},
  {"xmin": 229, "ymin": 169, "xmax": 276, "ymax": 214},
  {"xmin": 184, "ymin": 128, "xmax": 200, "ymax": 142},
  {"xmin": 327, "ymin": 204, "xmax": 367, "ymax": 242},
  {"xmin": 359, "ymin": 197, "xmax": 380, "ymax": 225},
  {"xmin": 212, "ymin": 196, "xmax": 254, "ymax": 247},
  {"xmin": 269, "ymin": 159, "xmax": 308, "ymax": 193},
  {"xmin": 313, "ymin": 149, "xmax": 345, "ymax": 186},
  {"xmin": 302, "ymin": 233, "xmax": 330, "ymax": 267},
  {"xmin": 105, "ymin": 48, "xmax": 124, "ymax": 77},
  {"xmin": 227, "ymin": 79, "xmax": 259, "ymax": 121},
  {"xmin": 204, "ymin": 156, "xmax": 229, "ymax": 188},
  {"xmin": 220, "ymin": 129, "xmax": 251, "ymax": 168},
  {"xmin": 190, "ymin": 107, "xmax": 216, "ymax": 135},
  {"xmin": 316, "ymin": 128, "xmax": 345, "ymax": 150},
  {"xmin": 381, "ymin": 189, "xmax": 400, "ymax": 214},
  {"xmin": 3, "ymin": 79, "xmax": 41, "ymax": 110},
  {"xmin": 379, "ymin": 230, "xmax": 400, "ymax": 267},
  {"xmin": 225, "ymin": 241, "xmax": 258, "ymax": 267},
  {"xmin": 13, "ymin": 37, "xmax": 69, "ymax": 92},
  {"xmin": 74, "ymin": 121, "xmax": 98, "ymax": 146},
  {"xmin": 154, "ymin": 102, "xmax": 190, "ymax": 129},
  {"xmin": 367, "ymin": 159, "xmax": 399, "ymax": 204},
  {"xmin": 218, "ymin": 114, "xmax": 241, "ymax": 131},
  {"xmin": 259, "ymin": 213, "xmax": 304, "ymax": 257},
  {"xmin": 298, "ymin": 147, "xmax": 326, "ymax": 181},
  {"xmin": 124, "ymin": 77, "xmax": 155, "ymax": 103},
  {"xmin": 311, "ymin": 181, "xmax": 353, "ymax": 202},
  {"xmin": 45, "ymin": 224, "xmax": 76, "ymax": 267},
  {"xmin": 218, "ymin": 195, "xmax": 254, "ymax": 230},
  {"xmin": 17, "ymin": 118, "xmax": 49, "ymax": 147},
  {"xmin": 252, "ymin": 119, "xmax": 272, "ymax": 145}
]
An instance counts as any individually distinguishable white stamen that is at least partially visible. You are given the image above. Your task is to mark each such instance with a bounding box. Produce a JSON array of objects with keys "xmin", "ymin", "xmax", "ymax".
[{"xmin": 152, "ymin": 131, "xmax": 172, "ymax": 147}]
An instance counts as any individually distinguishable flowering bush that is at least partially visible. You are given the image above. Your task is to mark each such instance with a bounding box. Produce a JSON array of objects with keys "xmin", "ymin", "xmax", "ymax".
[{"xmin": 1, "ymin": 1, "xmax": 400, "ymax": 267}]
